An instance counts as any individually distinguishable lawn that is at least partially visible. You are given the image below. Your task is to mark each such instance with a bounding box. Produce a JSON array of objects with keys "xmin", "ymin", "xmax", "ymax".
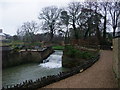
[{"xmin": 52, "ymin": 45, "xmax": 64, "ymax": 50}]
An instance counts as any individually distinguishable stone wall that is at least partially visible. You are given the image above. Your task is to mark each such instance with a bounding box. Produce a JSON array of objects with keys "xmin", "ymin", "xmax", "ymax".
[
  {"xmin": 113, "ymin": 37, "xmax": 120, "ymax": 87},
  {"xmin": 2, "ymin": 47, "xmax": 54, "ymax": 68},
  {"xmin": 2, "ymin": 54, "xmax": 100, "ymax": 89}
]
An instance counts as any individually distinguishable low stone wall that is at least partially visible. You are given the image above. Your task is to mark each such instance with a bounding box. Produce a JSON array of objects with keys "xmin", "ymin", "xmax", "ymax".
[
  {"xmin": 113, "ymin": 37, "xmax": 120, "ymax": 87},
  {"xmin": 99, "ymin": 45, "xmax": 112, "ymax": 50},
  {"xmin": 2, "ymin": 47, "xmax": 54, "ymax": 68},
  {"xmin": 2, "ymin": 54, "xmax": 100, "ymax": 90}
]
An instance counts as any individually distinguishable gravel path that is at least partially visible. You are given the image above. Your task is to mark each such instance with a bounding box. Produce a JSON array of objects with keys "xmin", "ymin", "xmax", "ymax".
[{"xmin": 40, "ymin": 50, "xmax": 118, "ymax": 88}]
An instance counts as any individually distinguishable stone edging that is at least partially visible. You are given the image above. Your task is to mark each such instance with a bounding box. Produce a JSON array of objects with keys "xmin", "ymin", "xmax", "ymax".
[{"xmin": 2, "ymin": 54, "xmax": 100, "ymax": 90}]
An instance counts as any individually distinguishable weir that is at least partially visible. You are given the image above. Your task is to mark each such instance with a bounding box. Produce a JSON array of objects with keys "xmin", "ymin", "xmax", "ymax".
[
  {"xmin": 39, "ymin": 50, "xmax": 63, "ymax": 68},
  {"xmin": 2, "ymin": 50, "xmax": 100, "ymax": 89},
  {"xmin": 2, "ymin": 50, "xmax": 69, "ymax": 87},
  {"xmin": 2, "ymin": 46, "xmax": 54, "ymax": 68}
]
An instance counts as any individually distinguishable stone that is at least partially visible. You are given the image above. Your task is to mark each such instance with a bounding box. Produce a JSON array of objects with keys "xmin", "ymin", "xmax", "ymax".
[{"xmin": 80, "ymin": 69, "xmax": 84, "ymax": 73}]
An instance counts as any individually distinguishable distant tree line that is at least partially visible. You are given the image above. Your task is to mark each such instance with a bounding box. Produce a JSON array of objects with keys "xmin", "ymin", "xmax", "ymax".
[{"xmin": 15, "ymin": 1, "xmax": 120, "ymax": 45}]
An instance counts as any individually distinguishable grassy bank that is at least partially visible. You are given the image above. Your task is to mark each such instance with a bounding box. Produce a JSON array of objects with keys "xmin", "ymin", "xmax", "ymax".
[
  {"xmin": 62, "ymin": 45, "xmax": 99, "ymax": 68},
  {"xmin": 52, "ymin": 45, "xmax": 64, "ymax": 50}
]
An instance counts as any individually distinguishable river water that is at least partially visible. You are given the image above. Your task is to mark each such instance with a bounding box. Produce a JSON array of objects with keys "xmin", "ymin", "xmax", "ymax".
[{"xmin": 2, "ymin": 50, "xmax": 69, "ymax": 87}]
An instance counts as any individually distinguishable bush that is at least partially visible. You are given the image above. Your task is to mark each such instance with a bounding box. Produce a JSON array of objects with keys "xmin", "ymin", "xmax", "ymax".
[
  {"xmin": 64, "ymin": 45, "xmax": 94, "ymax": 59},
  {"xmin": 66, "ymin": 47, "xmax": 78, "ymax": 58},
  {"xmin": 80, "ymin": 51, "xmax": 93, "ymax": 59}
]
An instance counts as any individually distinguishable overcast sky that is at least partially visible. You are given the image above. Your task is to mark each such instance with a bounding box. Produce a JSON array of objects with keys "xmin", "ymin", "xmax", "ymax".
[{"xmin": 0, "ymin": 0, "xmax": 85, "ymax": 36}]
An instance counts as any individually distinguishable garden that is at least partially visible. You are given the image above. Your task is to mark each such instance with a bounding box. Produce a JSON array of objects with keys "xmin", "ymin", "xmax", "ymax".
[{"xmin": 62, "ymin": 45, "xmax": 99, "ymax": 68}]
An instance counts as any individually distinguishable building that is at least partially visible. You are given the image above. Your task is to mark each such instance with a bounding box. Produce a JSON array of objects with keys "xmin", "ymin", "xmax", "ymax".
[{"xmin": 0, "ymin": 29, "xmax": 6, "ymax": 41}]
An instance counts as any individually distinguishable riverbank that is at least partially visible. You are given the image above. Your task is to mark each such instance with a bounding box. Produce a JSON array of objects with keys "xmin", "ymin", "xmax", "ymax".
[
  {"xmin": 43, "ymin": 50, "xmax": 118, "ymax": 88},
  {"xmin": 2, "ymin": 50, "xmax": 100, "ymax": 89},
  {"xmin": 2, "ymin": 50, "xmax": 69, "ymax": 88}
]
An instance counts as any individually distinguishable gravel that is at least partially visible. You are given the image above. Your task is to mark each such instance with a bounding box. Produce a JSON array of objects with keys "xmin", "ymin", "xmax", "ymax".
[{"xmin": 40, "ymin": 50, "xmax": 118, "ymax": 88}]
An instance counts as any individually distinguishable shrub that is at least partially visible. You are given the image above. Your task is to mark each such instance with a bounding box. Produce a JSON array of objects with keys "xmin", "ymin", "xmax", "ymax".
[
  {"xmin": 64, "ymin": 45, "xmax": 95, "ymax": 59},
  {"xmin": 65, "ymin": 45, "xmax": 77, "ymax": 58},
  {"xmin": 81, "ymin": 51, "xmax": 93, "ymax": 59}
]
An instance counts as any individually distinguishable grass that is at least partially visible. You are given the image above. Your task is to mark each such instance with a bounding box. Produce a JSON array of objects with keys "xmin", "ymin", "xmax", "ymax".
[
  {"xmin": 64, "ymin": 45, "xmax": 97, "ymax": 59},
  {"xmin": 2, "ymin": 41, "xmax": 41, "ymax": 46},
  {"xmin": 2, "ymin": 41, "xmax": 24, "ymax": 46},
  {"xmin": 52, "ymin": 45, "xmax": 64, "ymax": 50},
  {"xmin": 62, "ymin": 45, "xmax": 99, "ymax": 68}
]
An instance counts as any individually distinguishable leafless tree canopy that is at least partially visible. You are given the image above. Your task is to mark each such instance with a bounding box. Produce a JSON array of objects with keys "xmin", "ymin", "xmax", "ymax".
[
  {"xmin": 38, "ymin": 6, "xmax": 61, "ymax": 41},
  {"xmin": 67, "ymin": 2, "xmax": 82, "ymax": 40},
  {"xmin": 108, "ymin": 2, "xmax": 120, "ymax": 36},
  {"xmin": 16, "ymin": 1, "xmax": 120, "ymax": 45},
  {"xmin": 17, "ymin": 21, "xmax": 39, "ymax": 43}
]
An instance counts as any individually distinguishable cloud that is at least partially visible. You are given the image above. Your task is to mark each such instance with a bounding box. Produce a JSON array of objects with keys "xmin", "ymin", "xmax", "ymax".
[
  {"xmin": 0, "ymin": 1, "xmax": 41, "ymax": 35},
  {"xmin": 0, "ymin": 0, "xmax": 84, "ymax": 35}
]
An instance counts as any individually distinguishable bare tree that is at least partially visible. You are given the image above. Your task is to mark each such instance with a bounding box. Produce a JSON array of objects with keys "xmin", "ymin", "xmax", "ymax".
[
  {"xmin": 67, "ymin": 2, "xmax": 82, "ymax": 40},
  {"xmin": 89, "ymin": 2, "xmax": 102, "ymax": 43},
  {"xmin": 108, "ymin": 2, "xmax": 120, "ymax": 37},
  {"xmin": 17, "ymin": 21, "xmax": 39, "ymax": 43},
  {"xmin": 99, "ymin": 2, "xmax": 110, "ymax": 40},
  {"xmin": 60, "ymin": 10, "xmax": 70, "ymax": 44},
  {"xmin": 38, "ymin": 6, "xmax": 61, "ymax": 42},
  {"xmin": 82, "ymin": 2, "xmax": 97, "ymax": 38}
]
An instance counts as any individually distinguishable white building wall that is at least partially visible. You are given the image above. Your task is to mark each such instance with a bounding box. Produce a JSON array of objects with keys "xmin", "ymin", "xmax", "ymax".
[
  {"xmin": 0, "ymin": 35, "xmax": 6, "ymax": 41},
  {"xmin": 0, "ymin": 29, "xmax": 6, "ymax": 40}
]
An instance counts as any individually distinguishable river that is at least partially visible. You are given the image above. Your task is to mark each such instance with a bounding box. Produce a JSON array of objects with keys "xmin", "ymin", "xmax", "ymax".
[{"xmin": 2, "ymin": 50, "xmax": 69, "ymax": 87}]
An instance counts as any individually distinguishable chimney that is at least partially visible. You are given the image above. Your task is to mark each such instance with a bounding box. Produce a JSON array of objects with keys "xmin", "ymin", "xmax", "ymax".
[{"xmin": 0, "ymin": 29, "xmax": 2, "ymax": 33}]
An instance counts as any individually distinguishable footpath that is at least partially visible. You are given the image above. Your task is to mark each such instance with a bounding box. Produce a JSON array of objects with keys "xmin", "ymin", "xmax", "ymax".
[{"xmin": 41, "ymin": 50, "xmax": 118, "ymax": 88}]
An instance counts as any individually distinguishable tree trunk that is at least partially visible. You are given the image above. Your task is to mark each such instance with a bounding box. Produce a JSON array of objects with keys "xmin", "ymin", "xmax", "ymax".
[
  {"xmin": 84, "ymin": 28, "xmax": 89, "ymax": 39},
  {"xmin": 50, "ymin": 26, "xmax": 54, "ymax": 42},
  {"xmin": 72, "ymin": 20, "xmax": 78, "ymax": 45},
  {"xmin": 96, "ymin": 25, "xmax": 101, "ymax": 44},
  {"xmin": 73, "ymin": 21, "xmax": 78, "ymax": 39},
  {"xmin": 103, "ymin": 16, "xmax": 107, "ymax": 40},
  {"xmin": 50, "ymin": 31, "xmax": 53, "ymax": 41},
  {"xmin": 84, "ymin": 18, "xmax": 91, "ymax": 39},
  {"xmin": 65, "ymin": 26, "xmax": 69, "ymax": 44},
  {"xmin": 113, "ymin": 26, "xmax": 116, "ymax": 37}
]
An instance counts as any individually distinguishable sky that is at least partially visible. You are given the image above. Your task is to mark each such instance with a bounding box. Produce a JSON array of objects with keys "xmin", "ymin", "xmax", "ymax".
[
  {"xmin": 0, "ymin": 0, "xmax": 85, "ymax": 36},
  {"xmin": 1, "ymin": 0, "xmax": 118, "ymax": 36}
]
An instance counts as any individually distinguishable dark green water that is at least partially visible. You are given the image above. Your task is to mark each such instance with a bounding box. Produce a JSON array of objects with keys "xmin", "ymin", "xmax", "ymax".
[{"xmin": 2, "ymin": 50, "xmax": 69, "ymax": 87}]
